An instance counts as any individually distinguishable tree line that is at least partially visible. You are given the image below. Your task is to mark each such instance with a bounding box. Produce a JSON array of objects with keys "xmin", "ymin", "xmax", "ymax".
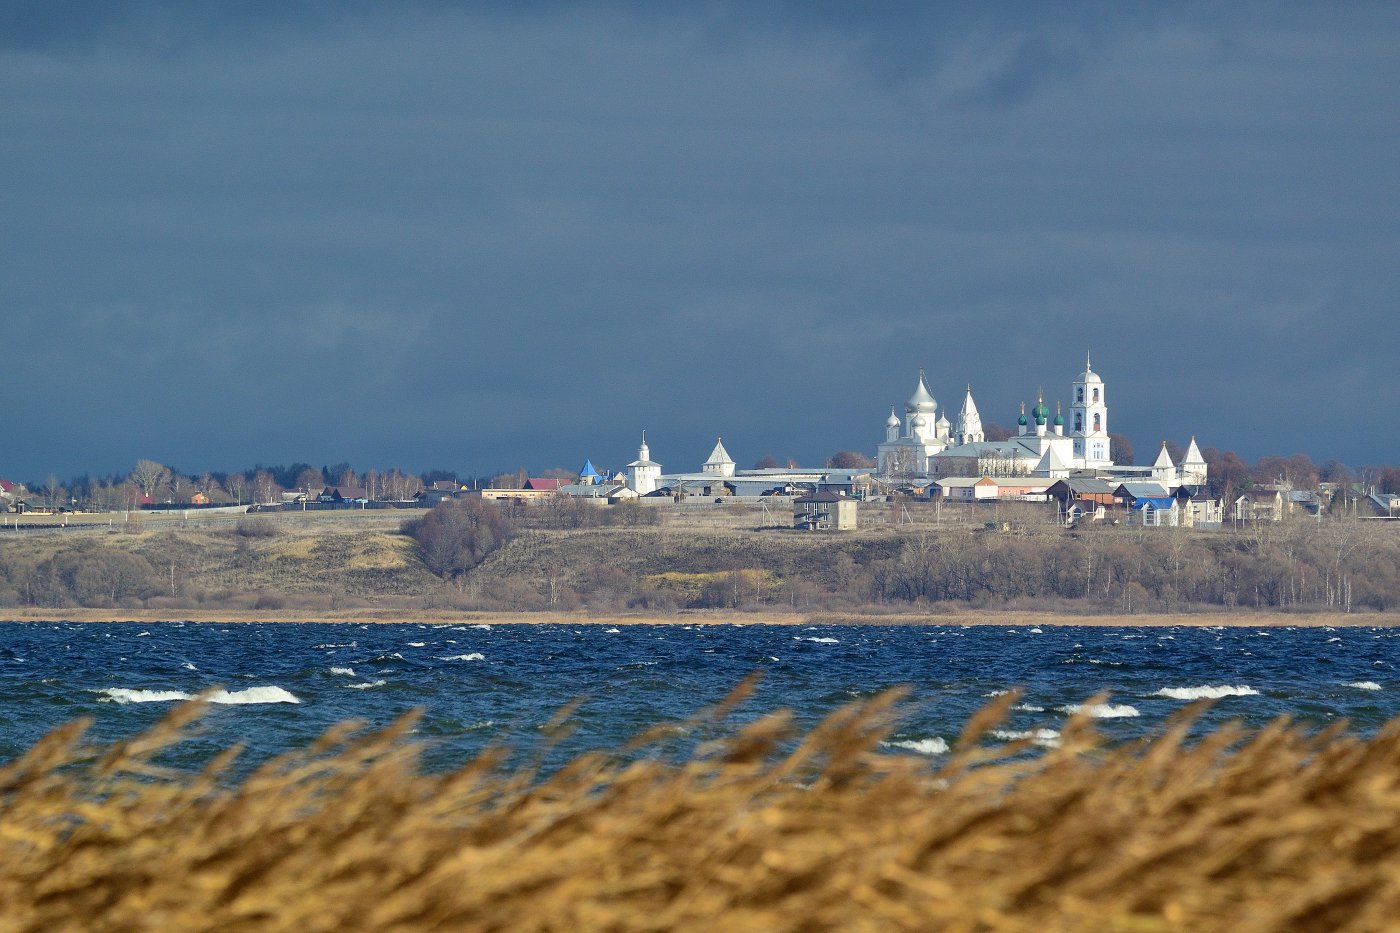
[{"xmin": 16, "ymin": 447, "xmax": 1400, "ymax": 515}]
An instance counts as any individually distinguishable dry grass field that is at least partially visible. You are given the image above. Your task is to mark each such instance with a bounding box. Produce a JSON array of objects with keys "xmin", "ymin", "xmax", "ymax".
[
  {"xmin": 4, "ymin": 684, "xmax": 1400, "ymax": 930},
  {"xmin": 1, "ymin": 505, "xmax": 1396, "ymax": 620}
]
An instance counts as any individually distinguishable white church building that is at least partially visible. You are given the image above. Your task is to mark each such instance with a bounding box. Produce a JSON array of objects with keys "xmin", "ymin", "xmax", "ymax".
[{"xmin": 876, "ymin": 355, "xmax": 1208, "ymax": 488}]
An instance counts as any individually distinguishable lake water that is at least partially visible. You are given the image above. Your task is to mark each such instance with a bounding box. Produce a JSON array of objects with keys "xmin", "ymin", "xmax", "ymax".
[{"xmin": 1, "ymin": 621, "xmax": 1396, "ymax": 772}]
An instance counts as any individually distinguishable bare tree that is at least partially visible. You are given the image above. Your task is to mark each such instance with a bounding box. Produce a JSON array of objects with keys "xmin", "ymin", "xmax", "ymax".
[
  {"xmin": 253, "ymin": 470, "xmax": 279, "ymax": 504},
  {"xmin": 167, "ymin": 470, "xmax": 188, "ymax": 503},
  {"xmin": 295, "ymin": 467, "xmax": 324, "ymax": 495},
  {"xmin": 130, "ymin": 459, "xmax": 171, "ymax": 500},
  {"xmin": 225, "ymin": 472, "xmax": 248, "ymax": 505},
  {"xmin": 363, "ymin": 469, "xmax": 383, "ymax": 499},
  {"xmin": 826, "ymin": 451, "xmax": 876, "ymax": 469},
  {"xmin": 198, "ymin": 472, "xmax": 223, "ymax": 500}
]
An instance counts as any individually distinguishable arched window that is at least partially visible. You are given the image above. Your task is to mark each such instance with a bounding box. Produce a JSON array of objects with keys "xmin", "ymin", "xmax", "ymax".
[
  {"xmin": 1076, "ymin": 388, "xmax": 1084, "ymax": 402},
  {"xmin": 1092, "ymin": 388, "xmax": 1100, "ymax": 402},
  {"xmin": 1074, "ymin": 415, "xmax": 1083, "ymax": 432},
  {"xmin": 1093, "ymin": 413, "xmax": 1101, "ymax": 431}
]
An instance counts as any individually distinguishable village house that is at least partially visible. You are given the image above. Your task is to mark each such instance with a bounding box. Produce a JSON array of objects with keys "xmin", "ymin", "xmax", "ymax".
[{"xmin": 793, "ymin": 491, "xmax": 858, "ymax": 531}]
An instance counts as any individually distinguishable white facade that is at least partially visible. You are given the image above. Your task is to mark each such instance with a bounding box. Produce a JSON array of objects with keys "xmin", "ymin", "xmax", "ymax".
[
  {"xmin": 955, "ymin": 386, "xmax": 984, "ymax": 445},
  {"xmin": 1179, "ymin": 437, "xmax": 1208, "ymax": 487},
  {"xmin": 702, "ymin": 437, "xmax": 736, "ymax": 477},
  {"xmin": 874, "ymin": 355, "xmax": 1208, "ymax": 489},
  {"xmin": 626, "ymin": 432, "xmax": 662, "ymax": 495},
  {"xmin": 877, "ymin": 370, "xmax": 952, "ymax": 475},
  {"xmin": 1070, "ymin": 354, "xmax": 1111, "ymax": 467}
]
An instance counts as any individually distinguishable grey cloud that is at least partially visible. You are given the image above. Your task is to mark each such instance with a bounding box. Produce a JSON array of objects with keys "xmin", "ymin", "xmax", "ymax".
[{"xmin": 1, "ymin": 3, "xmax": 1397, "ymax": 481}]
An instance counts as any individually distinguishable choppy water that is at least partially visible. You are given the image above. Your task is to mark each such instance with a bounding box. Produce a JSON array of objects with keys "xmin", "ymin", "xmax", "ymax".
[{"xmin": 1, "ymin": 621, "xmax": 1396, "ymax": 772}]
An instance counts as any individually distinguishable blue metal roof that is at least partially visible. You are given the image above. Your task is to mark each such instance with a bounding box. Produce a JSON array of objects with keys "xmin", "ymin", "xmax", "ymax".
[{"xmin": 1130, "ymin": 497, "xmax": 1176, "ymax": 510}]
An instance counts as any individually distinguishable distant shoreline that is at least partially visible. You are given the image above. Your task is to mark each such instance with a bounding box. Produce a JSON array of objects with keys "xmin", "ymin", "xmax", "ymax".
[{"xmin": 0, "ymin": 608, "xmax": 1389, "ymax": 627}]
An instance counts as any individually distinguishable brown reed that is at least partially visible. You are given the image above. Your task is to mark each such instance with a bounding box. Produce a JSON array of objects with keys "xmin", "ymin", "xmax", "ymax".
[{"xmin": 2, "ymin": 682, "xmax": 1400, "ymax": 932}]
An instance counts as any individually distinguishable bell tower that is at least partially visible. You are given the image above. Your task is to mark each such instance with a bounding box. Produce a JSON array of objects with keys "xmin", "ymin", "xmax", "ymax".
[{"xmin": 1071, "ymin": 352, "xmax": 1110, "ymax": 466}]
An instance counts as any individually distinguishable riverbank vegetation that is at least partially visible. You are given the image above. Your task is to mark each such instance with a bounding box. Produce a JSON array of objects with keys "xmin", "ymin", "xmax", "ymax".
[{"xmin": 4, "ymin": 687, "xmax": 1400, "ymax": 929}]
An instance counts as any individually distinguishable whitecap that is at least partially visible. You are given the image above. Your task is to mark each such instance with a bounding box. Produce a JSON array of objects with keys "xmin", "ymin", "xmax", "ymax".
[
  {"xmin": 1154, "ymin": 685, "xmax": 1260, "ymax": 700},
  {"xmin": 797, "ymin": 637, "xmax": 840, "ymax": 644},
  {"xmin": 136, "ymin": 631, "xmax": 151, "ymax": 637},
  {"xmin": 471, "ymin": 624, "xmax": 492, "ymax": 631},
  {"xmin": 1346, "ymin": 681, "xmax": 1382, "ymax": 691},
  {"xmin": 768, "ymin": 656, "xmax": 780, "ymax": 662},
  {"xmin": 181, "ymin": 662, "xmax": 197, "ymax": 671},
  {"xmin": 407, "ymin": 642, "xmax": 426, "ymax": 648},
  {"xmin": 329, "ymin": 667, "xmax": 356, "ymax": 676},
  {"xmin": 1028, "ymin": 627, "xmax": 1043, "ymax": 634},
  {"xmin": 210, "ymin": 686, "xmax": 299, "ymax": 705},
  {"xmin": 1013, "ymin": 704, "xmax": 1046, "ymax": 713},
  {"xmin": 992, "ymin": 728, "xmax": 1061, "ymax": 748},
  {"xmin": 345, "ymin": 680, "xmax": 387, "ymax": 690},
  {"xmin": 314, "ymin": 641, "xmax": 357, "ymax": 649},
  {"xmin": 95, "ymin": 686, "xmax": 300, "ymax": 705},
  {"xmin": 604, "ymin": 628, "xmax": 621, "ymax": 634},
  {"xmin": 887, "ymin": 737, "xmax": 949, "ymax": 756},
  {"xmin": 1327, "ymin": 637, "xmax": 1342, "ymax": 643},
  {"xmin": 97, "ymin": 688, "xmax": 190, "ymax": 704},
  {"xmin": 438, "ymin": 653, "xmax": 485, "ymax": 661},
  {"xmin": 1059, "ymin": 703, "xmax": 1140, "ymax": 719}
]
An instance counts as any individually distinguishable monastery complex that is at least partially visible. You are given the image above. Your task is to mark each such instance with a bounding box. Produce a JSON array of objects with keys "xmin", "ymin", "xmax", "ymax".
[{"xmin": 486, "ymin": 354, "xmax": 1224, "ymax": 529}]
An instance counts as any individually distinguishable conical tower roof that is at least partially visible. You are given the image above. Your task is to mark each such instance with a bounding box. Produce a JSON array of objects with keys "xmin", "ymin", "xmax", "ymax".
[
  {"xmin": 705, "ymin": 437, "xmax": 734, "ymax": 467},
  {"xmin": 579, "ymin": 459, "xmax": 601, "ymax": 479},
  {"xmin": 1183, "ymin": 436, "xmax": 1206, "ymax": 464},
  {"xmin": 958, "ymin": 385, "xmax": 980, "ymax": 419},
  {"xmin": 1152, "ymin": 443, "xmax": 1175, "ymax": 470}
]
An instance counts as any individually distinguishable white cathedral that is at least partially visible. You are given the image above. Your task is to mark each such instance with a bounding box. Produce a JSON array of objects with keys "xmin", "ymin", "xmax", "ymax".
[{"xmin": 876, "ymin": 356, "xmax": 1207, "ymax": 486}]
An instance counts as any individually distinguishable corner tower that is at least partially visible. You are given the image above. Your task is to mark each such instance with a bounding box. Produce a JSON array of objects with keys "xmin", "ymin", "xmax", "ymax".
[{"xmin": 626, "ymin": 431, "xmax": 662, "ymax": 495}]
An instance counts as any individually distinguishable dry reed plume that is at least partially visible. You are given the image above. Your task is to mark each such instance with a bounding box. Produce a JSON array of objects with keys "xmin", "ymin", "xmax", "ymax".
[{"xmin": 3, "ymin": 683, "xmax": 1399, "ymax": 931}]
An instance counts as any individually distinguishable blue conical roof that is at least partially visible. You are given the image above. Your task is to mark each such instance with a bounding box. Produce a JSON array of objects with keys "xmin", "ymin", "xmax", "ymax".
[{"xmin": 579, "ymin": 459, "xmax": 601, "ymax": 478}]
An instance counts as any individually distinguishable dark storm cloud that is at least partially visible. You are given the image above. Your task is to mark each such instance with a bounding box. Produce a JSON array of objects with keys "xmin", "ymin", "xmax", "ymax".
[{"xmin": 2, "ymin": 2, "xmax": 1397, "ymax": 481}]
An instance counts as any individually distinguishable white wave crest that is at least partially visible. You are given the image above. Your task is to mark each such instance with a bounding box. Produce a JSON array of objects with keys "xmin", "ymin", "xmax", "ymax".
[
  {"xmin": 1346, "ymin": 681, "xmax": 1382, "ymax": 691},
  {"xmin": 407, "ymin": 642, "xmax": 426, "ymax": 648},
  {"xmin": 96, "ymin": 686, "xmax": 300, "ymax": 705},
  {"xmin": 329, "ymin": 667, "xmax": 355, "ymax": 676},
  {"xmin": 797, "ymin": 637, "xmax": 840, "ymax": 644},
  {"xmin": 887, "ymin": 737, "xmax": 949, "ymax": 756},
  {"xmin": 604, "ymin": 628, "xmax": 621, "ymax": 634},
  {"xmin": 209, "ymin": 686, "xmax": 300, "ymax": 705},
  {"xmin": 1059, "ymin": 703, "xmax": 1140, "ymax": 719},
  {"xmin": 345, "ymin": 680, "xmax": 387, "ymax": 690},
  {"xmin": 181, "ymin": 662, "xmax": 197, "ymax": 671},
  {"xmin": 314, "ymin": 641, "xmax": 357, "ymax": 649},
  {"xmin": 471, "ymin": 624, "xmax": 492, "ymax": 630},
  {"xmin": 1013, "ymin": 704, "xmax": 1046, "ymax": 713},
  {"xmin": 97, "ymin": 688, "xmax": 189, "ymax": 704},
  {"xmin": 1154, "ymin": 685, "xmax": 1260, "ymax": 700},
  {"xmin": 438, "ymin": 653, "xmax": 485, "ymax": 661},
  {"xmin": 992, "ymin": 729, "xmax": 1061, "ymax": 748}
]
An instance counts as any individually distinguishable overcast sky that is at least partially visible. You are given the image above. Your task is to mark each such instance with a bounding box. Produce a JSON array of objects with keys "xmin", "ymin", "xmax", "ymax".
[{"xmin": 3, "ymin": 2, "xmax": 1396, "ymax": 481}]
